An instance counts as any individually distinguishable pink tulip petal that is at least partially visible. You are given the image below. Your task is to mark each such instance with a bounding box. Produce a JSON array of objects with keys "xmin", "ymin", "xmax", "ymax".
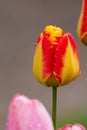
[{"xmin": 6, "ymin": 94, "xmax": 54, "ymax": 130}]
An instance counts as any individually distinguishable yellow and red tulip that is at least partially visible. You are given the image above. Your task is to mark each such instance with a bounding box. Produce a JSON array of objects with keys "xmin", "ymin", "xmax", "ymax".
[
  {"xmin": 77, "ymin": 0, "xmax": 87, "ymax": 45},
  {"xmin": 33, "ymin": 25, "xmax": 80, "ymax": 87}
]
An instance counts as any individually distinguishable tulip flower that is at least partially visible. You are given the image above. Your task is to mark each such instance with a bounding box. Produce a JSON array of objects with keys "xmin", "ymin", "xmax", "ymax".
[
  {"xmin": 6, "ymin": 94, "xmax": 54, "ymax": 130},
  {"xmin": 58, "ymin": 123, "xmax": 86, "ymax": 130},
  {"xmin": 77, "ymin": 0, "xmax": 87, "ymax": 45},
  {"xmin": 33, "ymin": 25, "xmax": 80, "ymax": 87}
]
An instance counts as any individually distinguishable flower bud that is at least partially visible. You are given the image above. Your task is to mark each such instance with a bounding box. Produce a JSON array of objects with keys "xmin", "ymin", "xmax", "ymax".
[
  {"xmin": 6, "ymin": 94, "xmax": 54, "ymax": 130},
  {"xmin": 77, "ymin": 0, "xmax": 87, "ymax": 45},
  {"xmin": 58, "ymin": 123, "xmax": 86, "ymax": 130},
  {"xmin": 33, "ymin": 25, "xmax": 80, "ymax": 87}
]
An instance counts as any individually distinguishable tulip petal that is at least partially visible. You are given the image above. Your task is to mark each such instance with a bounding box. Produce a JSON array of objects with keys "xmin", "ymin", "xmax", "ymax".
[
  {"xmin": 60, "ymin": 34, "xmax": 80, "ymax": 85},
  {"xmin": 41, "ymin": 33, "xmax": 62, "ymax": 86},
  {"xmin": 33, "ymin": 33, "xmax": 44, "ymax": 84},
  {"xmin": 6, "ymin": 94, "xmax": 54, "ymax": 130},
  {"xmin": 53, "ymin": 34, "xmax": 69, "ymax": 85}
]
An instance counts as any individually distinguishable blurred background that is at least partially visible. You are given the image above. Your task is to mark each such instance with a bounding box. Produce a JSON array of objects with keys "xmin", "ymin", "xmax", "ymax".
[{"xmin": 0, "ymin": 0, "xmax": 87, "ymax": 129}]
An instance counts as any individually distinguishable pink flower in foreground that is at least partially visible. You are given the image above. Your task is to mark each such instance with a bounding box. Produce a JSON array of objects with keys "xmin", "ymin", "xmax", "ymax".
[
  {"xmin": 58, "ymin": 123, "xmax": 86, "ymax": 130},
  {"xmin": 6, "ymin": 94, "xmax": 54, "ymax": 130}
]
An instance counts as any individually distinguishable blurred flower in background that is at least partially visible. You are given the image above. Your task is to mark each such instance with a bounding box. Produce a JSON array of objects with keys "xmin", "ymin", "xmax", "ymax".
[
  {"xmin": 77, "ymin": 0, "xmax": 87, "ymax": 45},
  {"xmin": 58, "ymin": 123, "xmax": 86, "ymax": 130}
]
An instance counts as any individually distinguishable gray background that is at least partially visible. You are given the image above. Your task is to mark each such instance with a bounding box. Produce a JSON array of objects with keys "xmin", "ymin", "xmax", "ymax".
[{"xmin": 0, "ymin": 0, "xmax": 87, "ymax": 129}]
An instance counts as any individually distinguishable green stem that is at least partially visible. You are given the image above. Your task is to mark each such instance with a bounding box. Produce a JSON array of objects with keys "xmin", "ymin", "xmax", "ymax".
[{"xmin": 52, "ymin": 87, "xmax": 57, "ymax": 130}]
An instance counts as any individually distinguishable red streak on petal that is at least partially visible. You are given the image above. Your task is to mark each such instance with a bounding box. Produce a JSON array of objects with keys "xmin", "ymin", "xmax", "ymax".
[
  {"xmin": 42, "ymin": 34, "xmax": 53, "ymax": 79},
  {"xmin": 35, "ymin": 33, "xmax": 45, "ymax": 48},
  {"xmin": 54, "ymin": 35, "xmax": 68, "ymax": 83},
  {"xmin": 42, "ymin": 33, "xmax": 68, "ymax": 84},
  {"xmin": 67, "ymin": 33, "xmax": 80, "ymax": 60},
  {"xmin": 37, "ymin": 35, "xmax": 41, "ymax": 43},
  {"xmin": 81, "ymin": 0, "xmax": 87, "ymax": 35},
  {"xmin": 35, "ymin": 34, "xmax": 42, "ymax": 48},
  {"xmin": 67, "ymin": 33, "xmax": 80, "ymax": 74}
]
